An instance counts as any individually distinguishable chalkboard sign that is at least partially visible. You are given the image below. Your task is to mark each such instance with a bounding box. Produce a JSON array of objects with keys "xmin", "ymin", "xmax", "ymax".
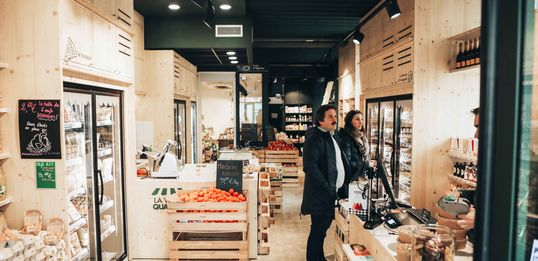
[
  {"xmin": 19, "ymin": 100, "xmax": 62, "ymax": 159},
  {"xmin": 36, "ymin": 162, "xmax": 56, "ymax": 189},
  {"xmin": 216, "ymin": 160, "xmax": 243, "ymax": 193}
]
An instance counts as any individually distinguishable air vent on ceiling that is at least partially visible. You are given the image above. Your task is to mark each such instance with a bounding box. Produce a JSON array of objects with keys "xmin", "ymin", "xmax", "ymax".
[{"xmin": 215, "ymin": 25, "xmax": 243, "ymax": 37}]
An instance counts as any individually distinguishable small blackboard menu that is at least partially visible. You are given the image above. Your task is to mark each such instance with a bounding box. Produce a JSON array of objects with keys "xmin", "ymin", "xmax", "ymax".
[
  {"xmin": 18, "ymin": 100, "xmax": 61, "ymax": 159},
  {"xmin": 216, "ymin": 160, "xmax": 243, "ymax": 193}
]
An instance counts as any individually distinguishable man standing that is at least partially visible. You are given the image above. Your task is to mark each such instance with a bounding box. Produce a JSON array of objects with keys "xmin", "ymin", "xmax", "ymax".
[{"xmin": 301, "ymin": 104, "xmax": 350, "ymax": 261}]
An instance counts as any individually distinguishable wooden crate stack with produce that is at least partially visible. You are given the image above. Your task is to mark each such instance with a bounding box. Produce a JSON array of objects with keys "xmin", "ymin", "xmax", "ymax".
[
  {"xmin": 257, "ymin": 172, "xmax": 271, "ymax": 255},
  {"xmin": 265, "ymin": 141, "xmax": 300, "ymax": 187},
  {"xmin": 166, "ymin": 188, "xmax": 249, "ymax": 261}
]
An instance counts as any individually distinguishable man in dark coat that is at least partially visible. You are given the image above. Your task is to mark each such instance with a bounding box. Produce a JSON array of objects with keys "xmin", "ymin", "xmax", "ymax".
[{"xmin": 301, "ymin": 104, "xmax": 351, "ymax": 261}]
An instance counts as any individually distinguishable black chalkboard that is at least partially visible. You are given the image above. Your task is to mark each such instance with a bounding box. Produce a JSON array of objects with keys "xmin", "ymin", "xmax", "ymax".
[
  {"xmin": 216, "ymin": 160, "xmax": 243, "ymax": 193},
  {"xmin": 18, "ymin": 100, "xmax": 62, "ymax": 159}
]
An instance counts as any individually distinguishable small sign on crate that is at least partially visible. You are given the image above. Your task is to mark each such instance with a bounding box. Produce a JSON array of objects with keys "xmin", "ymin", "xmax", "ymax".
[{"xmin": 216, "ymin": 160, "xmax": 243, "ymax": 193}]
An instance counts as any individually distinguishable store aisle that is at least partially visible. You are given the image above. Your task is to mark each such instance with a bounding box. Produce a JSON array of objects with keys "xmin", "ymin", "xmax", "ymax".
[{"xmin": 258, "ymin": 186, "xmax": 335, "ymax": 261}]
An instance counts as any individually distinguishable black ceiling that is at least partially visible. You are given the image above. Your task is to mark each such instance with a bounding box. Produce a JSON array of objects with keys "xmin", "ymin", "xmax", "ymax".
[{"xmin": 135, "ymin": 0, "xmax": 381, "ymax": 72}]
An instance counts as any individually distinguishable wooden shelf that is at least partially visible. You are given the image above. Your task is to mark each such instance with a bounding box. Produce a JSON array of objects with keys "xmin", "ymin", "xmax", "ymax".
[
  {"xmin": 449, "ymin": 64, "xmax": 480, "ymax": 73},
  {"xmin": 0, "ymin": 153, "xmax": 10, "ymax": 160},
  {"xmin": 448, "ymin": 175, "xmax": 477, "ymax": 188},
  {"xmin": 448, "ymin": 151, "xmax": 477, "ymax": 163},
  {"xmin": 448, "ymin": 27, "xmax": 481, "ymax": 41},
  {"xmin": 0, "ymin": 63, "xmax": 8, "ymax": 70},
  {"xmin": 0, "ymin": 108, "xmax": 8, "ymax": 113},
  {"xmin": 0, "ymin": 198, "xmax": 13, "ymax": 208}
]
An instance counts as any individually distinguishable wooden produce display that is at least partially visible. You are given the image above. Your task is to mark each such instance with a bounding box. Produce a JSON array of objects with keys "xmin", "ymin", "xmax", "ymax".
[
  {"xmin": 257, "ymin": 172, "xmax": 271, "ymax": 255},
  {"xmin": 264, "ymin": 141, "xmax": 300, "ymax": 187},
  {"xmin": 166, "ymin": 188, "xmax": 248, "ymax": 261}
]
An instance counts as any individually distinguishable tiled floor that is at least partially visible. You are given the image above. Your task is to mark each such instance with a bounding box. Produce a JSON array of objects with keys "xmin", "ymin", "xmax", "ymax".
[{"xmin": 257, "ymin": 186, "xmax": 335, "ymax": 261}]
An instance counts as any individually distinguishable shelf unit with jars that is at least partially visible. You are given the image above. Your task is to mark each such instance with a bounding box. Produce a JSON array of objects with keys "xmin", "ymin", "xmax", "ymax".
[{"xmin": 448, "ymin": 27, "xmax": 481, "ymax": 73}]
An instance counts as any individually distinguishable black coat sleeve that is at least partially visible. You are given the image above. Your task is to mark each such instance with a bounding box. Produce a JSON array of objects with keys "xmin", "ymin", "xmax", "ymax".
[{"xmin": 303, "ymin": 134, "xmax": 336, "ymax": 196}]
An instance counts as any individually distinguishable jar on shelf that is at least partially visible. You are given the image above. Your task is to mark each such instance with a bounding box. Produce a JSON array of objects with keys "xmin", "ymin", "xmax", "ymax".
[
  {"xmin": 411, "ymin": 224, "xmax": 455, "ymax": 261},
  {"xmin": 0, "ymin": 168, "xmax": 6, "ymax": 201}
]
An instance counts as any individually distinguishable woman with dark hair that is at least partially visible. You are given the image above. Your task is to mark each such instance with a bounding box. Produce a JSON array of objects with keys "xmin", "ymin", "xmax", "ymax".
[{"xmin": 336, "ymin": 110, "xmax": 370, "ymax": 183}]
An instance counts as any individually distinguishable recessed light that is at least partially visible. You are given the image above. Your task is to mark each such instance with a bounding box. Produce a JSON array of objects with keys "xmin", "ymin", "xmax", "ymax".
[
  {"xmin": 168, "ymin": 3, "xmax": 180, "ymax": 10},
  {"xmin": 231, "ymin": 61, "xmax": 239, "ymax": 64},
  {"xmin": 305, "ymin": 39, "xmax": 314, "ymax": 42},
  {"xmin": 229, "ymin": 56, "xmax": 237, "ymax": 60},
  {"xmin": 219, "ymin": 4, "xmax": 232, "ymax": 10},
  {"xmin": 226, "ymin": 51, "xmax": 236, "ymax": 55}
]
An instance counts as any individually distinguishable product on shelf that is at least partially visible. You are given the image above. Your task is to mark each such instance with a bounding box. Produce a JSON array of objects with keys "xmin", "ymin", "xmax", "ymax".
[
  {"xmin": 68, "ymin": 232, "xmax": 81, "ymax": 256},
  {"xmin": 455, "ymin": 38, "xmax": 480, "ymax": 70},
  {"xmin": 20, "ymin": 210, "xmax": 42, "ymax": 236},
  {"xmin": 66, "ymin": 202, "xmax": 82, "ymax": 224},
  {"xmin": 0, "ymin": 169, "xmax": 6, "ymax": 201}
]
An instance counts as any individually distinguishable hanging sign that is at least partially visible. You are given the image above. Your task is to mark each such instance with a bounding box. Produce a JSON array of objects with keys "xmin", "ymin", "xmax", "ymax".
[
  {"xmin": 216, "ymin": 160, "xmax": 243, "ymax": 193},
  {"xmin": 36, "ymin": 162, "xmax": 56, "ymax": 189},
  {"xmin": 18, "ymin": 100, "xmax": 61, "ymax": 159}
]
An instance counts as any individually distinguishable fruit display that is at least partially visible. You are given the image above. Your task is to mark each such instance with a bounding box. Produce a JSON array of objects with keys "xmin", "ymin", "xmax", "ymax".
[
  {"xmin": 136, "ymin": 168, "xmax": 148, "ymax": 177},
  {"xmin": 176, "ymin": 188, "xmax": 247, "ymax": 203},
  {"xmin": 267, "ymin": 141, "xmax": 296, "ymax": 151}
]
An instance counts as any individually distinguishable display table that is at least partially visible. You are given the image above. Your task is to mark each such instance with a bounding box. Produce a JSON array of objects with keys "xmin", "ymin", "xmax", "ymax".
[
  {"xmin": 127, "ymin": 164, "xmax": 258, "ymax": 260},
  {"xmin": 346, "ymin": 214, "xmax": 474, "ymax": 261}
]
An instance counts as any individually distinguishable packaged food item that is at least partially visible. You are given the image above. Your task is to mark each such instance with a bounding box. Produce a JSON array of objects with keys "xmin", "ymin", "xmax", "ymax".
[
  {"xmin": 69, "ymin": 232, "xmax": 81, "ymax": 256},
  {"xmin": 21, "ymin": 210, "xmax": 42, "ymax": 236},
  {"xmin": 44, "ymin": 219, "xmax": 64, "ymax": 246},
  {"xmin": 66, "ymin": 202, "xmax": 82, "ymax": 224}
]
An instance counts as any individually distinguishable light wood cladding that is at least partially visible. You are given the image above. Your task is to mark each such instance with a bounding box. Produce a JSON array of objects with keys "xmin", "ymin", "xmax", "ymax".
[
  {"xmin": 75, "ymin": 0, "xmax": 133, "ymax": 33},
  {"xmin": 411, "ymin": 0, "xmax": 481, "ymax": 209}
]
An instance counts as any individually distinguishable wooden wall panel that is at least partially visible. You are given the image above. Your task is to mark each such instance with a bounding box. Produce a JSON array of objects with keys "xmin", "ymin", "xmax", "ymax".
[
  {"xmin": 411, "ymin": 0, "xmax": 481, "ymax": 209},
  {"xmin": 0, "ymin": 0, "xmax": 66, "ymax": 229}
]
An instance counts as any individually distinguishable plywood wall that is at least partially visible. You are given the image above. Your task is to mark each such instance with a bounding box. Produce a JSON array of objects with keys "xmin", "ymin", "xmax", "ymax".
[
  {"xmin": 0, "ymin": 0, "xmax": 67, "ymax": 229},
  {"xmin": 411, "ymin": 0, "xmax": 481, "ymax": 209}
]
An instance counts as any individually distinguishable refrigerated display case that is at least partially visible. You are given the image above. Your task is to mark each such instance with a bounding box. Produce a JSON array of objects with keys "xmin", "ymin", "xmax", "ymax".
[
  {"xmin": 190, "ymin": 102, "xmax": 197, "ymax": 163},
  {"xmin": 174, "ymin": 100, "xmax": 187, "ymax": 165},
  {"xmin": 64, "ymin": 84, "xmax": 127, "ymax": 261},
  {"xmin": 366, "ymin": 94, "xmax": 413, "ymax": 203}
]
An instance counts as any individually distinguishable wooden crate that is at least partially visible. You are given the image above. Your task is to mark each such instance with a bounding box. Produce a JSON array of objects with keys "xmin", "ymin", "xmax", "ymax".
[
  {"xmin": 257, "ymin": 228, "xmax": 270, "ymax": 255},
  {"xmin": 167, "ymin": 196, "xmax": 248, "ymax": 260},
  {"xmin": 334, "ymin": 208, "xmax": 350, "ymax": 261}
]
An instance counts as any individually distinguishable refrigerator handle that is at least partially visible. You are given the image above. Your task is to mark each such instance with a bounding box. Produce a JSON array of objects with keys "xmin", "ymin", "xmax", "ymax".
[{"xmin": 97, "ymin": 170, "xmax": 104, "ymax": 205}]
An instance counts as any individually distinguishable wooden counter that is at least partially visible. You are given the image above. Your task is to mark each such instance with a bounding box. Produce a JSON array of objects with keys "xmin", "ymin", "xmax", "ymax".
[{"xmin": 346, "ymin": 214, "xmax": 474, "ymax": 261}]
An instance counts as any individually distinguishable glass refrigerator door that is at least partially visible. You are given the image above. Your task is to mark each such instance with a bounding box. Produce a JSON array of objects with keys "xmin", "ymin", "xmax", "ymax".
[
  {"xmin": 395, "ymin": 99, "xmax": 413, "ymax": 203},
  {"xmin": 95, "ymin": 95, "xmax": 125, "ymax": 261},
  {"xmin": 190, "ymin": 102, "xmax": 197, "ymax": 163},
  {"xmin": 366, "ymin": 102, "xmax": 379, "ymax": 158},
  {"xmin": 174, "ymin": 100, "xmax": 187, "ymax": 165},
  {"xmin": 64, "ymin": 91, "xmax": 95, "ymax": 260},
  {"xmin": 380, "ymin": 101, "xmax": 395, "ymax": 185}
]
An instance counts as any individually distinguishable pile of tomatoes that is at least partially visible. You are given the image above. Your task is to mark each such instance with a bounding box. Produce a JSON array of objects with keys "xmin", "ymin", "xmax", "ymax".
[
  {"xmin": 267, "ymin": 141, "xmax": 296, "ymax": 151},
  {"xmin": 176, "ymin": 188, "xmax": 247, "ymax": 203}
]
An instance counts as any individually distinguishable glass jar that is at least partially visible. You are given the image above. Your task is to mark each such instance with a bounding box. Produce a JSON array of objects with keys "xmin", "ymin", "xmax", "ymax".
[{"xmin": 411, "ymin": 224, "xmax": 455, "ymax": 261}]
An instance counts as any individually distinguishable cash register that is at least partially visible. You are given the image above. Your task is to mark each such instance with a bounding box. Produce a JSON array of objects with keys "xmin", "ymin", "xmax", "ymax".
[{"xmin": 363, "ymin": 154, "xmax": 437, "ymax": 230}]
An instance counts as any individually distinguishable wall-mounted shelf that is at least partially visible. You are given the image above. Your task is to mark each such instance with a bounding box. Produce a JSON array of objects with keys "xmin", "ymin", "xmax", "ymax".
[
  {"xmin": 448, "ymin": 27, "xmax": 481, "ymax": 41},
  {"xmin": 449, "ymin": 64, "xmax": 480, "ymax": 73},
  {"xmin": 0, "ymin": 197, "xmax": 13, "ymax": 209},
  {"xmin": 0, "ymin": 153, "xmax": 10, "ymax": 160},
  {"xmin": 0, "ymin": 63, "xmax": 8, "ymax": 70},
  {"xmin": 448, "ymin": 151, "xmax": 477, "ymax": 163},
  {"xmin": 448, "ymin": 175, "xmax": 477, "ymax": 188},
  {"xmin": 0, "ymin": 108, "xmax": 8, "ymax": 113}
]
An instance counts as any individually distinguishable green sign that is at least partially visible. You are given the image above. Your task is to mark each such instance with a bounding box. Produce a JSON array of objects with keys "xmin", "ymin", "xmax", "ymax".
[{"xmin": 36, "ymin": 162, "xmax": 56, "ymax": 189}]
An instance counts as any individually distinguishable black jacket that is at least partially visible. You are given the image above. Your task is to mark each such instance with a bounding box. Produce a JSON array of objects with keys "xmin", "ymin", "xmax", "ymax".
[
  {"xmin": 336, "ymin": 128, "xmax": 370, "ymax": 181},
  {"xmin": 301, "ymin": 127, "xmax": 351, "ymax": 215}
]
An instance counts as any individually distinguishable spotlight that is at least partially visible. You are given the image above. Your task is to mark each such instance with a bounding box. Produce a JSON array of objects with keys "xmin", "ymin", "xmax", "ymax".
[
  {"xmin": 353, "ymin": 31, "xmax": 365, "ymax": 45},
  {"xmin": 229, "ymin": 56, "xmax": 237, "ymax": 60},
  {"xmin": 219, "ymin": 4, "xmax": 232, "ymax": 10},
  {"xmin": 231, "ymin": 61, "xmax": 239, "ymax": 64},
  {"xmin": 226, "ymin": 51, "xmax": 236, "ymax": 55},
  {"xmin": 385, "ymin": 0, "xmax": 401, "ymax": 19},
  {"xmin": 203, "ymin": 0, "xmax": 216, "ymax": 29},
  {"xmin": 168, "ymin": 3, "xmax": 180, "ymax": 10}
]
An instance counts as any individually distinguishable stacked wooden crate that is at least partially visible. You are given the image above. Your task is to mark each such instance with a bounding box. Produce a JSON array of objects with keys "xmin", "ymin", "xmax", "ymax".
[
  {"xmin": 166, "ymin": 195, "xmax": 249, "ymax": 261},
  {"xmin": 334, "ymin": 206, "xmax": 352, "ymax": 261},
  {"xmin": 257, "ymin": 172, "xmax": 271, "ymax": 255},
  {"xmin": 263, "ymin": 150, "xmax": 300, "ymax": 187}
]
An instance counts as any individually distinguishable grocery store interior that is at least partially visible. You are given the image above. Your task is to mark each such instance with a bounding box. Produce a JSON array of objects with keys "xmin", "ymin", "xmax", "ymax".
[{"xmin": 0, "ymin": 0, "xmax": 536, "ymax": 260}]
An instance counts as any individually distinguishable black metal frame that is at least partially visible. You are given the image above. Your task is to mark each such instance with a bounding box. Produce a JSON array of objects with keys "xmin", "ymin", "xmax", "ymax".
[
  {"xmin": 173, "ymin": 99, "xmax": 187, "ymax": 164},
  {"xmin": 64, "ymin": 82, "xmax": 128, "ymax": 261},
  {"xmin": 190, "ymin": 101, "xmax": 197, "ymax": 163}
]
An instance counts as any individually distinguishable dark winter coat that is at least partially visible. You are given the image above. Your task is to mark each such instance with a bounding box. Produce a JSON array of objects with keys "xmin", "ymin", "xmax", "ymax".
[
  {"xmin": 336, "ymin": 128, "xmax": 370, "ymax": 182},
  {"xmin": 300, "ymin": 127, "xmax": 351, "ymax": 216}
]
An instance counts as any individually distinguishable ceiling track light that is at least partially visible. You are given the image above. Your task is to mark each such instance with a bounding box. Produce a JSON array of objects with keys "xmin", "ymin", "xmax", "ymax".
[
  {"xmin": 385, "ymin": 0, "xmax": 401, "ymax": 19},
  {"xmin": 219, "ymin": 4, "xmax": 232, "ymax": 10},
  {"xmin": 353, "ymin": 31, "xmax": 365, "ymax": 45},
  {"xmin": 229, "ymin": 56, "xmax": 237, "ymax": 60},
  {"xmin": 203, "ymin": 0, "xmax": 216, "ymax": 29},
  {"xmin": 168, "ymin": 2, "xmax": 180, "ymax": 10},
  {"xmin": 231, "ymin": 60, "xmax": 239, "ymax": 64},
  {"xmin": 226, "ymin": 51, "xmax": 236, "ymax": 55}
]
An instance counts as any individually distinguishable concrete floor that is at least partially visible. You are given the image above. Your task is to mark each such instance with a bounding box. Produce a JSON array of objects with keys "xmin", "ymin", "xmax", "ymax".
[{"xmin": 257, "ymin": 186, "xmax": 335, "ymax": 261}]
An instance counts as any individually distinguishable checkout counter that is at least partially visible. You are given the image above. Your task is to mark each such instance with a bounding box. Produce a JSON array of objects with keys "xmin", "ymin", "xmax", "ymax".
[{"xmin": 128, "ymin": 153, "xmax": 259, "ymax": 260}]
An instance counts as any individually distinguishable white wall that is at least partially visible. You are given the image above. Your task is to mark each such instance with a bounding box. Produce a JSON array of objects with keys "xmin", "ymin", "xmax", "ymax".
[{"xmin": 199, "ymin": 72, "xmax": 236, "ymax": 137}]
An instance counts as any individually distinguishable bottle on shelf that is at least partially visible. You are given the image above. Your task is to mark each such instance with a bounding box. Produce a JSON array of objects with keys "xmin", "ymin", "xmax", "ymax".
[
  {"xmin": 468, "ymin": 40, "xmax": 475, "ymax": 67},
  {"xmin": 456, "ymin": 42, "xmax": 464, "ymax": 69},
  {"xmin": 453, "ymin": 163, "xmax": 458, "ymax": 176},
  {"xmin": 474, "ymin": 37, "xmax": 480, "ymax": 65}
]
